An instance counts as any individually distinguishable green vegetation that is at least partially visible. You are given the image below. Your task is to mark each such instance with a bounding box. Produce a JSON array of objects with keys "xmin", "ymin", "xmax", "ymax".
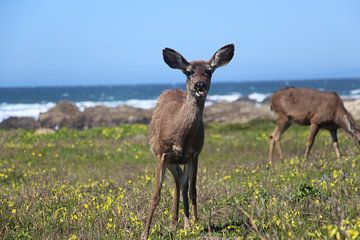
[{"xmin": 1, "ymin": 121, "xmax": 360, "ymax": 239}]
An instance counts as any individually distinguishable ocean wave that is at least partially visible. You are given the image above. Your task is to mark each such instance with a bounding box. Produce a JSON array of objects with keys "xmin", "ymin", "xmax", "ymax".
[
  {"xmin": 73, "ymin": 100, "xmax": 156, "ymax": 111},
  {"xmin": 0, "ymin": 99, "xmax": 159, "ymax": 122},
  {"xmin": 350, "ymin": 89, "xmax": 360, "ymax": 95},
  {"xmin": 248, "ymin": 92, "xmax": 271, "ymax": 102},
  {"xmin": 207, "ymin": 93, "xmax": 242, "ymax": 102},
  {"xmin": 0, "ymin": 102, "xmax": 56, "ymax": 122},
  {"xmin": 0, "ymin": 93, "xmax": 241, "ymax": 122}
]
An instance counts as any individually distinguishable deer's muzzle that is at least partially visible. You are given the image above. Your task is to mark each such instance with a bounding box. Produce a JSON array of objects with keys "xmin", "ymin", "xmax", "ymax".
[{"xmin": 194, "ymin": 81, "xmax": 207, "ymax": 97}]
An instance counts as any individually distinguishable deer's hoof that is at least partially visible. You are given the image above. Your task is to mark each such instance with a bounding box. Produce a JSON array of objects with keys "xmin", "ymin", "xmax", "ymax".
[
  {"xmin": 171, "ymin": 221, "xmax": 178, "ymax": 230},
  {"xmin": 140, "ymin": 231, "xmax": 148, "ymax": 240},
  {"xmin": 184, "ymin": 217, "xmax": 191, "ymax": 229}
]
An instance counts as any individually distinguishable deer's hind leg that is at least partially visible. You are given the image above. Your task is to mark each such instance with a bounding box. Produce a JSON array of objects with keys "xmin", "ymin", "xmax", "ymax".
[{"xmin": 167, "ymin": 164, "xmax": 183, "ymax": 228}]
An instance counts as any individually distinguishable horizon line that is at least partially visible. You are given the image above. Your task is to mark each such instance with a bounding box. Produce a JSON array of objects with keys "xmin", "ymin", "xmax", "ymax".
[{"xmin": 1, "ymin": 77, "xmax": 359, "ymax": 88}]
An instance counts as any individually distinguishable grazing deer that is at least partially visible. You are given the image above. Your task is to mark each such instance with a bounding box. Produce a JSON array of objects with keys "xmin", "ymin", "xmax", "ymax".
[
  {"xmin": 141, "ymin": 44, "xmax": 234, "ymax": 239},
  {"xmin": 268, "ymin": 87, "xmax": 360, "ymax": 163}
]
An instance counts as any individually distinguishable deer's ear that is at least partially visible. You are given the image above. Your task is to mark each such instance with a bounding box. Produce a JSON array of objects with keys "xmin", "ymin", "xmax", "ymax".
[
  {"xmin": 163, "ymin": 48, "xmax": 189, "ymax": 70},
  {"xmin": 209, "ymin": 44, "xmax": 235, "ymax": 68}
]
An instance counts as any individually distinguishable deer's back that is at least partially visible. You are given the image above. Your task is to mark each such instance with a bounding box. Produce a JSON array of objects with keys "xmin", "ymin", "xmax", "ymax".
[{"xmin": 271, "ymin": 87, "xmax": 343, "ymax": 124}]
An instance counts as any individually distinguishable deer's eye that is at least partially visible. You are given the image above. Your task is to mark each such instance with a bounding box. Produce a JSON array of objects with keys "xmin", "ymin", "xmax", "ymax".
[
  {"xmin": 185, "ymin": 69, "xmax": 194, "ymax": 76},
  {"xmin": 205, "ymin": 69, "xmax": 213, "ymax": 76}
]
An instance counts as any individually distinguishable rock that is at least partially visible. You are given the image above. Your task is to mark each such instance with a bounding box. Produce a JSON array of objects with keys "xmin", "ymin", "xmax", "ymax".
[
  {"xmin": 34, "ymin": 128, "xmax": 56, "ymax": 135},
  {"xmin": 6, "ymin": 97, "xmax": 360, "ymax": 130},
  {"xmin": 37, "ymin": 101, "xmax": 152, "ymax": 130},
  {"xmin": 203, "ymin": 98, "xmax": 360, "ymax": 124},
  {"xmin": 344, "ymin": 99, "xmax": 360, "ymax": 120},
  {"xmin": 39, "ymin": 101, "xmax": 80, "ymax": 129},
  {"xmin": 0, "ymin": 117, "xmax": 40, "ymax": 130},
  {"xmin": 76, "ymin": 105, "xmax": 109, "ymax": 129},
  {"xmin": 77, "ymin": 105, "xmax": 152, "ymax": 129},
  {"xmin": 204, "ymin": 100, "xmax": 275, "ymax": 123},
  {"xmin": 36, "ymin": 100, "xmax": 276, "ymax": 129},
  {"xmin": 112, "ymin": 105, "xmax": 152, "ymax": 124}
]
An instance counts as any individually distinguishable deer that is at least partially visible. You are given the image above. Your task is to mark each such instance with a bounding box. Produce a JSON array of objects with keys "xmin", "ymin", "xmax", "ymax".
[
  {"xmin": 268, "ymin": 87, "xmax": 360, "ymax": 163},
  {"xmin": 141, "ymin": 44, "xmax": 234, "ymax": 240}
]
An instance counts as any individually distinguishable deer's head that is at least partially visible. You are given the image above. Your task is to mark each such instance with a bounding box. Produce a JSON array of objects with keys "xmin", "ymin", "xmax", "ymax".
[
  {"xmin": 343, "ymin": 114, "xmax": 360, "ymax": 149},
  {"xmin": 162, "ymin": 44, "xmax": 234, "ymax": 99},
  {"xmin": 352, "ymin": 130, "xmax": 360, "ymax": 149}
]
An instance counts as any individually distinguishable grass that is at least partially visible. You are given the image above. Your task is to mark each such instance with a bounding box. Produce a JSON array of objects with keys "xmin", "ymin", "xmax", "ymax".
[{"xmin": 1, "ymin": 120, "xmax": 360, "ymax": 239}]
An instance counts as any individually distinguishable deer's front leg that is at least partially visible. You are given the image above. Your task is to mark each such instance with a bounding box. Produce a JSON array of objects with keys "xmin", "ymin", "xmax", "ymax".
[
  {"xmin": 180, "ymin": 164, "xmax": 190, "ymax": 229},
  {"xmin": 304, "ymin": 123, "xmax": 319, "ymax": 158},
  {"xmin": 268, "ymin": 129, "xmax": 277, "ymax": 163},
  {"xmin": 330, "ymin": 129, "xmax": 341, "ymax": 159},
  {"xmin": 141, "ymin": 154, "xmax": 166, "ymax": 240},
  {"xmin": 189, "ymin": 155, "xmax": 199, "ymax": 223},
  {"xmin": 167, "ymin": 165, "xmax": 183, "ymax": 228},
  {"xmin": 272, "ymin": 117, "xmax": 291, "ymax": 161}
]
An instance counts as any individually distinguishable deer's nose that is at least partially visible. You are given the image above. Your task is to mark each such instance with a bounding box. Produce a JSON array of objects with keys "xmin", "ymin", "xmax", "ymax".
[{"xmin": 194, "ymin": 81, "xmax": 207, "ymax": 91}]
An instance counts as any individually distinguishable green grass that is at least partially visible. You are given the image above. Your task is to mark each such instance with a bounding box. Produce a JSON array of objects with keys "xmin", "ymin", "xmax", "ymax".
[{"xmin": 1, "ymin": 121, "xmax": 360, "ymax": 239}]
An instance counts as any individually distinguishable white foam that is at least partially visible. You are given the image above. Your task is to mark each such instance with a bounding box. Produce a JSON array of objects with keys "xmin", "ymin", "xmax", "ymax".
[
  {"xmin": 350, "ymin": 89, "xmax": 360, "ymax": 95},
  {"xmin": 205, "ymin": 93, "xmax": 241, "ymax": 107},
  {"xmin": 123, "ymin": 99, "xmax": 157, "ymax": 109},
  {"xmin": 0, "ymin": 102, "xmax": 56, "ymax": 122},
  {"xmin": 341, "ymin": 94, "xmax": 360, "ymax": 100},
  {"xmin": 0, "ymin": 92, "xmax": 276, "ymax": 122},
  {"xmin": 0, "ymin": 99, "xmax": 158, "ymax": 122},
  {"xmin": 74, "ymin": 99, "xmax": 157, "ymax": 110},
  {"xmin": 248, "ymin": 92, "xmax": 271, "ymax": 103},
  {"xmin": 207, "ymin": 93, "xmax": 241, "ymax": 102}
]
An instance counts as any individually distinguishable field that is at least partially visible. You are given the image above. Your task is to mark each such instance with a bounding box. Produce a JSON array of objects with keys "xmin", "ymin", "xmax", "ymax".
[{"xmin": 1, "ymin": 121, "xmax": 360, "ymax": 239}]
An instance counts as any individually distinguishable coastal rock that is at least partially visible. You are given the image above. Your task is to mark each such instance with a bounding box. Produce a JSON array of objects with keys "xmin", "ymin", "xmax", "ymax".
[
  {"xmin": 35, "ymin": 100, "xmax": 276, "ymax": 129},
  {"xmin": 39, "ymin": 101, "xmax": 80, "ymax": 129},
  {"xmin": 34, "ymin": 128, "xmax": 56, "ymax": 135},
  {"xmin": 4, "ymin": 98, "xmax": 360, "ymax": 130},
  {"xmin": 203, "ymin": 98, "xmax": 360, "ymax": 124},
  {"xmin": 0, "ymin": 117, "xmax": 40, "ymax": 130},
  {"xmin": 204, "ymin": 100, "xmax": 275, "ymax": 123},
  {"xmin": 36, "ymin": 101, "xmax": 152, "ymax": 129},
  {"xmin": 344, "ymin": 99, "xmax": 360, "ymax": 120},
  {"xmin": 77, "ymin": 105, "xmax": 152, "ymax": 129}
]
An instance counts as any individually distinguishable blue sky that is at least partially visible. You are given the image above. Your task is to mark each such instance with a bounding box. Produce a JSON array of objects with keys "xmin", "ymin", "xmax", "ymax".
[{"xmin": 0, "ymin": 0, "xmax": 359, "ymax": 87}]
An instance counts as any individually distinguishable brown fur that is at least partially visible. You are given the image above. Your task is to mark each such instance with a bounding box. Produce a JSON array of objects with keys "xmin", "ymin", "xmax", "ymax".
[
  {"xmin": 149, "ymin": 89, "xmax": 204, "ymax": 158},
  {"xmin": 141, "ymin": 44, "xmax": 234, "ymax": 240},
  {"xmin": 268, "ymin": 87, "xmax": 360, "ymax": 163}
]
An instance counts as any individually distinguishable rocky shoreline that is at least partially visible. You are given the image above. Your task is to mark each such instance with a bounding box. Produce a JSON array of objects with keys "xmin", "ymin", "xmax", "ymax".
[{"xmin": 1, "ymin": 98, "xmax": 360, "ymax": 130}]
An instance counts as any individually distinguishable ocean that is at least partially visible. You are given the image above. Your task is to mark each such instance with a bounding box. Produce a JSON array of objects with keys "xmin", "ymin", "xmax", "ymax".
[{"xmin": 1, "ymin": 78, "xmax": 360, "ymax": 122}]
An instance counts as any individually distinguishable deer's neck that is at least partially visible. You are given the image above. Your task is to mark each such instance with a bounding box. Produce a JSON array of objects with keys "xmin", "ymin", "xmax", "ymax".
[
  {"xmin": 173, "ymin": 93, "xmax": 205, "ymax": 136},
  {"xmin": 185, "ymin": 93, "xmax": 205, "ymax": 118}
]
